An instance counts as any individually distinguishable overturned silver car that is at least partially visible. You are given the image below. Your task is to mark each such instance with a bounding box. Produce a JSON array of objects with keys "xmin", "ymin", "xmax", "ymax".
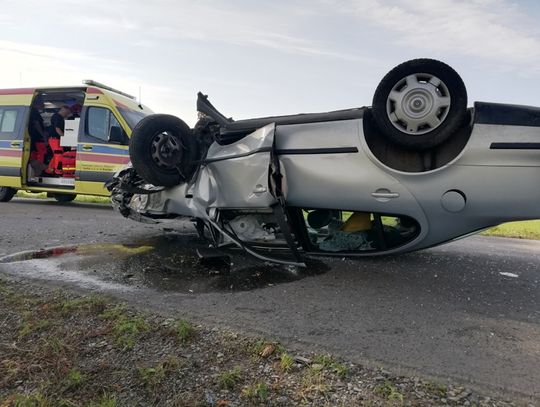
[{"xmin": 107, "ymin": 59, "xmax": 540, "ymax": 266}]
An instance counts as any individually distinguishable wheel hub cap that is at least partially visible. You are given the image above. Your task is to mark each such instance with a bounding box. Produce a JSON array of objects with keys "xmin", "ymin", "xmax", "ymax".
[{"xmin": 386, "ymin": 73, "xmax": 451, "ymax": 135}]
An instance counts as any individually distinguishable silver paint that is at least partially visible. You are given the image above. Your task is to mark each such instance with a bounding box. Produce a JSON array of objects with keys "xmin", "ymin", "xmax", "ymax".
[{"xmin": 118, "ymin": 110, "xmax": 540, "ymax": 260}]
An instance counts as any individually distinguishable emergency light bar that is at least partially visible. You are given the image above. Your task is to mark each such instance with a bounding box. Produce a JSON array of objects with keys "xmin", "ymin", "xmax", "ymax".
[{"xmin": 82, "ymin": 80, "xmax": 136, "ymax": 100}]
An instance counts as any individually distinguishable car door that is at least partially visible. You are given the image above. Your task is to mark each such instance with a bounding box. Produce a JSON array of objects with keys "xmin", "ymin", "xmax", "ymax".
[
  {"xmin": 275, "ymin": 119, "xmax": 429, "ymax": 250},
  {"xmin": 0, "ymin": 105, "xmax": 26, "ymax": 188},
  {"xmin": 76, "ymin": 106, "xmax": 130, "ymax": 195}
]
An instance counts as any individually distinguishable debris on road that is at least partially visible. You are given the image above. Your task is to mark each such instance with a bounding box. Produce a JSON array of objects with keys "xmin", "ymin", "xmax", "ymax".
[
  {"xmin": 260, "ymin": 343, "xmax": 276, "ymax": 358},
  {"xmin": 499, "ymin": 272, "xmax": 519, "ymax": 278}
]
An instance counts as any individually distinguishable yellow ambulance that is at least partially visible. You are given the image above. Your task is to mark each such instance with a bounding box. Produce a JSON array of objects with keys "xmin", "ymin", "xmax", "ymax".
[{"xmin": 0, "ymin": 81, "xmax": 152, "ymax": 202}]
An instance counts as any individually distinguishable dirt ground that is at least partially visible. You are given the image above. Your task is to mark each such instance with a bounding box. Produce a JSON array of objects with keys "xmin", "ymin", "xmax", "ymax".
[{"xmin": 0, "ymin": 278, "xmax": 527, "ymax": 407}]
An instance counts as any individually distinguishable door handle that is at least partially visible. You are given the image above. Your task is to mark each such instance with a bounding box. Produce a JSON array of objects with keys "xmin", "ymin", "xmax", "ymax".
[
  {"xmin": 372, "ymin": 192, "xmax": 400, "ymax": 198},
  {"xmin": 82, "ymin": 144, "xmax": 93, "ymax": 151},
  {"xmin": 10, "ymin": 141, "xmax": 21, "ymax": 148},
  {"xmin": 372, "ymin": 188, "xmax": 400, "ymax": 202}
]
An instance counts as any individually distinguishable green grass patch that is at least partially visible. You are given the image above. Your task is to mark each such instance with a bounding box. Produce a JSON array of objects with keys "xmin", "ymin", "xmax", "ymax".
[
  {"xmin": 423, "ymin": 381, "xmax": 447, "ymax": 398},
  {"xmin": 218, "ymin": 367, "xmax": 243, "ymax": 390},
  {"xmin": 312, "ymin": 354, "xmax": 349, "ymax": 378},
  {"xmin": 279, "ymin": 353, "xmax": 294, "ymax": 372},
  {"xmin": 87, "ymin": 395, "xmax": 118, "ymax": 407},
  {"xmin": 139, "ymin": 365, "xmax": 166, "ymax": 390},
  {"xmin": 482, "ymin": 220, "xmax": 540, "ymax": 240},
  {"xmin": 301, "ymin": 365, "xmax": 331, "ymax": 395},
  {"xmin": 99, "ymin": 305, "xmax": 150, "ymax": 350},
  {"xmin": 58, "ymin": 295, "xmax": 107, "ymax": 315},
  {"xmin": 138, "ymin": 356, "xmax": 183, "ymax": 391},
  {"xmin": 61, "ymin": 368, "xmax": 85, "ymax": 391},
  {"xmin": 374, "ymin": 379, "xmax": 404, "ymax": 402},
  {"xmin": 41, "ymin": 335, "xmax": 70, "ymax": 358},
  {"xmin": 18, "ymin": 319, "xmax": 52, "ymax": 339},
  {"xmin": 112, "ymin": 315, "xmax": 149, "ymax": 350},
  {"xmin": 242, "ymin": 382, "xmax": 270, "ymax": 402},
  {"xmin": 16, "ymin": 190, "xmax": 110, "ymax": 204},
  {"xmin": 171, "ymin": 320, "xmax": 196, "ymax": 343},
  {"xmin": 11, "ymin": 391, "xmax": 55, "ymax": 407}
]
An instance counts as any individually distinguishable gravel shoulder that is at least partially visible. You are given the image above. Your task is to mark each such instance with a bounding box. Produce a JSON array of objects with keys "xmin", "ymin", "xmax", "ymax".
[{"xmin": 0, "ymin": 278, "xmax": 525, "ymax": 407}]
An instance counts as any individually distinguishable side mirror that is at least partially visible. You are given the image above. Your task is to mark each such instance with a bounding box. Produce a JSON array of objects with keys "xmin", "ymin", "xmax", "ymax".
[{"xmin": 109, "ymin": 126, "xmax": 128, "ymax": 145}]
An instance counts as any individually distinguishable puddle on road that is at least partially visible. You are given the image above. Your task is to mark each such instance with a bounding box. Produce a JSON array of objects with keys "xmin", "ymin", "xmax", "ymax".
[{"xmin": 0, "ymin": 234, "xmax": 328, "ymax": 293}]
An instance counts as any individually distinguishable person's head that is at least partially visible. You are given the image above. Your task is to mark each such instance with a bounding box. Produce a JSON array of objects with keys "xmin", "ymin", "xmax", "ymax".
[
  {"xmin": 58, "ymin": 105, "xmax": 72, "ymax": 118},
  {"xmin": 33, "ymin": 97, "xmax": 44, "ymax": 110},
  {"xmin": 70, "ymin": 103, "xmax": 82, "ymax": 116}
]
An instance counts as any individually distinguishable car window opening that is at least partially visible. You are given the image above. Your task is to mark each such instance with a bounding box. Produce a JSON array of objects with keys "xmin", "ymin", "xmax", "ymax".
[
  {"xmin": 301, "ymin": 210, "xmax": 419, "ymax": 253},
  {"xmin": 203, "ymin": 208, "xmax": 419, "ymax": 259}
]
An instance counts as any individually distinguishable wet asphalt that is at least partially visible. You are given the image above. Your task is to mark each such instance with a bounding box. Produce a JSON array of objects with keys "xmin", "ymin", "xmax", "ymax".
[{"xmin": 1, "ymin": 198, "xmax": 539, "ymax": 401}]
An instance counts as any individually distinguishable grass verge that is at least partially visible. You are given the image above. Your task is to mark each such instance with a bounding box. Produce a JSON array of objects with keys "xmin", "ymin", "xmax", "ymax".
[
  {"xmin": 482, "ymin": 220, "xmax": 540, "ymax": 240},
  {"xmin": 0, "ymin": 279, "xmax": 518, "ymax": 406},
  {"xmin": 16, "ymin": 190, "xmax": 110, "ymax": 204}
]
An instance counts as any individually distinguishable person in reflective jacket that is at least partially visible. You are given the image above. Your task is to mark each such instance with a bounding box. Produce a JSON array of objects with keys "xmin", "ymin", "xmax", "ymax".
[{"xmin": 45, "ymin": 105, "xmax": 71, "ymax": 176}]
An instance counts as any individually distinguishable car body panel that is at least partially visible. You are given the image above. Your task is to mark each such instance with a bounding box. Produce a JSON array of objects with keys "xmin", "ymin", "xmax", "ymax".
[
  {"xmin": 109, "ymin": 100, "xmax": 540, "ymax": 265},
  {"xmin": 194, "ymin": 123, "xmax": 277, "ymax": 210},
  {"xmin": 124, "ymin": 123, "xmax": 278, "ymax": 220}
]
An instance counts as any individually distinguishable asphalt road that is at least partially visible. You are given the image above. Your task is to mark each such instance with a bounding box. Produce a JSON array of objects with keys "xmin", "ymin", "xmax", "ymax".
[{"xmin": 1, "ymin": 199, "xmax": 539, "ymax": 401}]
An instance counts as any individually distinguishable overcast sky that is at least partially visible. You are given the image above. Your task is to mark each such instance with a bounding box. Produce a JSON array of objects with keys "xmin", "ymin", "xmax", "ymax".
[{"xmin": 1, "ymin": 0, "xmax": 539, "ymax": 125}]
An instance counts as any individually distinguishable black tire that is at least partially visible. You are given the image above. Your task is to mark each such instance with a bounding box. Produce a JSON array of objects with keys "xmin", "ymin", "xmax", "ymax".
[
  {"xmin": 129, "ymin": 114, "xmax": 198, "ymax": 187},
  {"xmin": 53, "ymin": 193, "xmax": 76, "ymax": 202},
  {"xmin": 372, "ymin": 58, "xmax": 467, "ymax": 150},
  {"xmin": 0, "ymin": 187, "xmax": 16, "ymax": 202}
]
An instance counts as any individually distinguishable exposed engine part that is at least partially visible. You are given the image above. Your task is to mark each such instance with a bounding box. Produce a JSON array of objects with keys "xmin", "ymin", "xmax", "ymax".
[{"xmin": 105, "ymin": 166, "xmax": 164, "ymax": 223}]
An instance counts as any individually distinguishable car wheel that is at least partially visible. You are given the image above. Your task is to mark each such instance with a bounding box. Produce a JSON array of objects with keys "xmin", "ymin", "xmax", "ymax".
[
  {"xmin": 129, "ymin": 114, "xmax": 199, "ymax": 187},
  {"xmin": 372, "ymin": 58, "xmax": 468, "ymax": 150},
  {"xmin": 0, "ymin": 187, "xmax": 16, "ymax": 202},
  {"xmin": 53, "ymin": 193, "xmax": 76, "ymax": 202}
]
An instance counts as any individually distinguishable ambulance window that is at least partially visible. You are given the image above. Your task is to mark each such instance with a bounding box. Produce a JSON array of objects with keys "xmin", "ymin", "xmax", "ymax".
[
  {"xmin": 110, "ymin": 113, "xmax": 121, "ymax": 130},
  {"xmin": 0, "ymin": 108, "xmax": 18, "ymax": 133},
  {"xmin": 86, "ymin": 107, "xmax": 126, "ymax": 144},
  {"xmin": 87, "ymin": 107, "xmax": 109, "ymax": 142}
]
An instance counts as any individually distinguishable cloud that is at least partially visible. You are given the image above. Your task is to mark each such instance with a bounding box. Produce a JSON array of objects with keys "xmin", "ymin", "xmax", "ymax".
[
  {"xmin": 73, "ymin": 16, "xmax": 140, "ymax": 32},
  {"xmin": 1, "ymin": 0, "xmax": 538, "ymax": 117},
  {"xmin": 335, "ymin": 0, "xmax": 540, "ymax": 74},
  {"xmin": 0, "ymin": 39, "xmax": 194, "ymax": 121},
  {"xmin": 0, "ymin": 40, "xmax": 122, "ymax": 66},
  {"xmin": 62, "ymin": 0, "xmax": 376, "ymax": 63}
]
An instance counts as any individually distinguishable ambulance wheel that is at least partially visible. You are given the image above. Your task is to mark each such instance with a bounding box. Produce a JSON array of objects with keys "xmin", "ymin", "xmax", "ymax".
[
  {"xmin": 129, "ymin": 114, "xmax": 198, "ymax": 187},
  {"xmin": 53, "ymin": 193, "xmax": 76, "ymax": 202},
  {"xmin": 0, "ymin": 187, "xmax": 16, "ymax": 202}
]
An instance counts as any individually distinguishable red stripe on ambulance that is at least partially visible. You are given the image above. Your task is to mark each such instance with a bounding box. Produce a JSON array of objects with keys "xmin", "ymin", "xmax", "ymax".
[{"xmin": 78, "ymin": 153, "xmax": 130, "ymax": 164}]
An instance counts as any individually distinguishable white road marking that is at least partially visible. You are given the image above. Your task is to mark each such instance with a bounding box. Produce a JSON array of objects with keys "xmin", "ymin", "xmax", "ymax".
[{"xmin": 499, "ymin": 272, "xmax": 519, "ymax": 278}]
